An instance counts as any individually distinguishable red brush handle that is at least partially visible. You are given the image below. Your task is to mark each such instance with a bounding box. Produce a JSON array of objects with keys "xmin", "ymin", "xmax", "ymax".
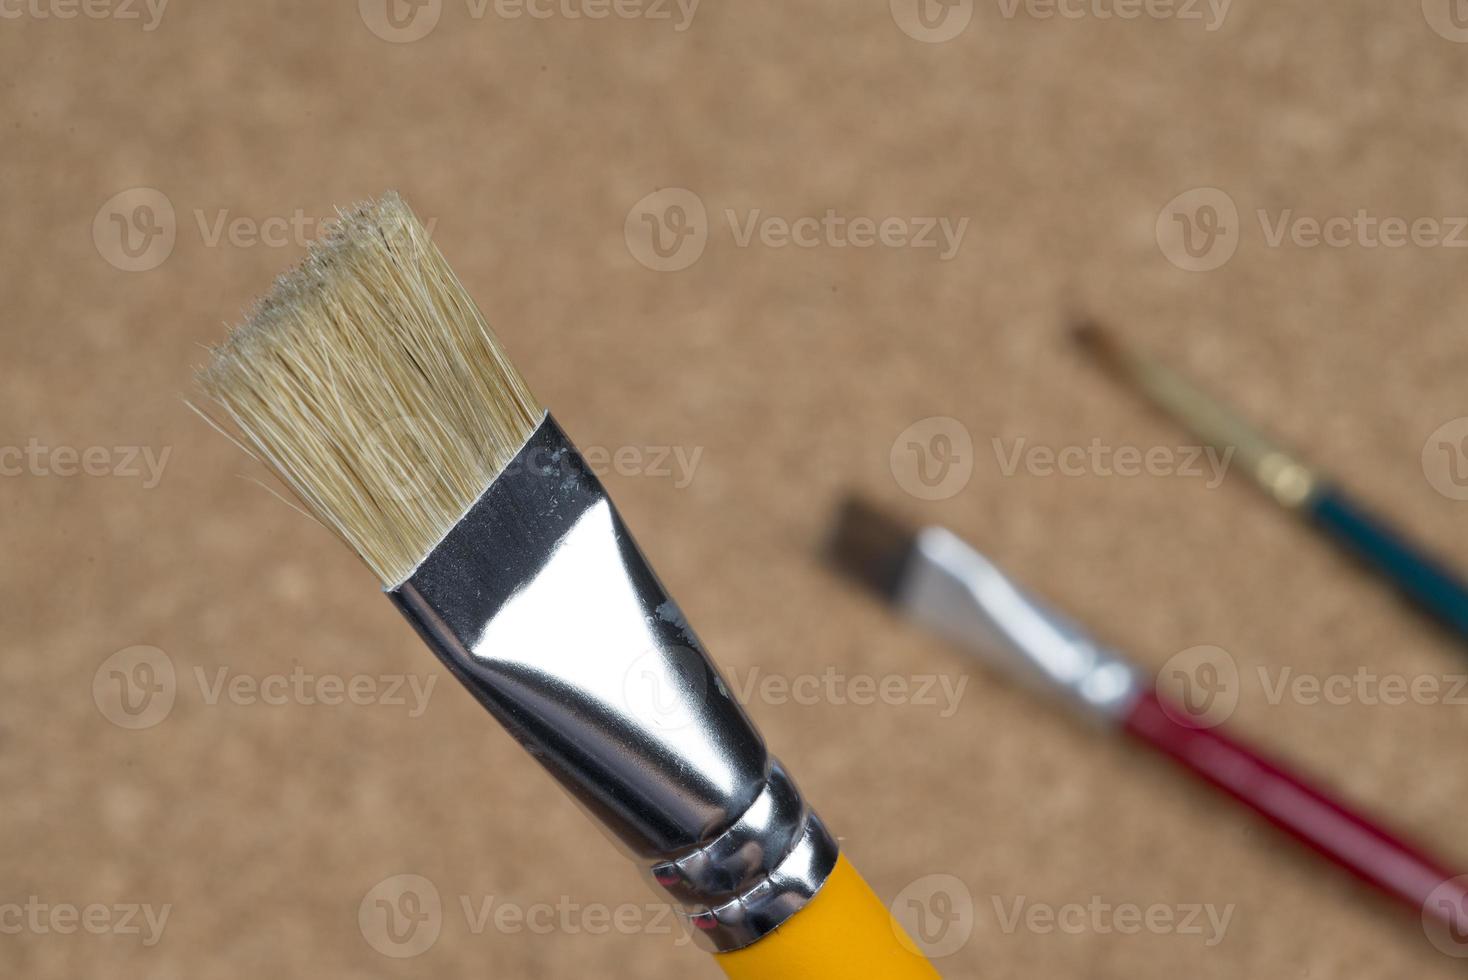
[{"xmin": 1124, "ymin": 690, "xmax": 1467, "ymax": 931}]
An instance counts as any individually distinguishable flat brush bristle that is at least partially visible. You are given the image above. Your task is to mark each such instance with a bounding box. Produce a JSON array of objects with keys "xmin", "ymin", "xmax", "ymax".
[
  {"xmin": 1069, "ymin": 317, "xmax": 1132, "ymax": 377},
  {"xmin": 827, "ymin": 497, "xmax": 919, "ymax": 602},
  {"xmin": 196, "ymin": 192, "xmax": 543, "ymax": 588}
]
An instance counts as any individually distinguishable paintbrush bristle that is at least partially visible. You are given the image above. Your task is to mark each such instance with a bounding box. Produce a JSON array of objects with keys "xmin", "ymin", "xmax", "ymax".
[
  {"xmin": 827, "ymin": 497, "xmax": 919, "ymax": 603},
  {"xmin": 1069, "ymin": 317, "xmax": 1132, "ymax": 377},
  {"xmin": 196, "ymin": 192, "xmax": 543, "ymax": 588},
  {"xmin": 1069, "ymin": 316, "xmax": 1113, "ymax": 356}
]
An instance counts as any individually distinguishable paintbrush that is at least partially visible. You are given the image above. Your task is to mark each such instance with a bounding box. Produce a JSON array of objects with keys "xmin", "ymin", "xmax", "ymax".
[
  {"xmin": 829, "ymin": 497, "xmax": 1468, "ymax": 933},
  {"xmin": 1073, "ymin": 319, "xmax": 1468, "ymax": 648},
  {"xmin": 195, "ymin": 193, "xmax": 936, "ymax": 978}
]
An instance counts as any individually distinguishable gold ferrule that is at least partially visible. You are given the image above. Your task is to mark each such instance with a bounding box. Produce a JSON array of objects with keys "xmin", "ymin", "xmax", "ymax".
[{"xmin": 1118, "ymin": 351, "xmax": 1320, "ymax": 509}]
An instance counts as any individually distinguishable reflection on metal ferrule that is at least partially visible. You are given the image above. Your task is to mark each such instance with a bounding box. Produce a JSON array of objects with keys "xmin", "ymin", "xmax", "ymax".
[
  {"xmin": 899, "ymin": 527, "xmax": 1142, "ymax": 724},
  {"xmin": 388, "ymin": 414, "xmax": 836, "ymax": 951}
]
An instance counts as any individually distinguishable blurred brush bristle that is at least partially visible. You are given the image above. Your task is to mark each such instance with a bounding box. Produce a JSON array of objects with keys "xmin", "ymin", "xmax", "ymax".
[
  {"xmin": 1069, "ymin": 317, "xmax": 1128, "ymax": 372},
  {"xmin": 827, "ymin": 497, "xmax": 918, "ymax": 602},
  {"xmin": 195, "ymin": 192, "xmax": 543, "ymax": 588}
]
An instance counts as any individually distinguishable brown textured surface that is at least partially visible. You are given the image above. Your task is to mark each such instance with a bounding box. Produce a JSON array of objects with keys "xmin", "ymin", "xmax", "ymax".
[{"xmin": 7, "ymin": 2, "xmax": 1468, "ymax": 976}]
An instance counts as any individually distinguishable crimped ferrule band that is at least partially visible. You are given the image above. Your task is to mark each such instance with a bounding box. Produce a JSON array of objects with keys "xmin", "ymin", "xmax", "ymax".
[{"xmin": 657, "ymin": 759, "xmax": 839, "ymax": 950}]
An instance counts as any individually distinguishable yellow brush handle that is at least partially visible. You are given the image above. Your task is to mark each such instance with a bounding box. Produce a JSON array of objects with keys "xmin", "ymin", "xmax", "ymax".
[{"xmin": 715, "ymin": 856, "xmax": 940, "ymax": 979}]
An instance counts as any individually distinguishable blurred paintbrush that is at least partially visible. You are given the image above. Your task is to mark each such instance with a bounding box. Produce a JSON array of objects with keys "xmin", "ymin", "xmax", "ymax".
[
  {"xmin": 829, "ymin": 496, "xmax": 1468, "ymax": 932},
  {"xmin": 1073, "ymin": 319, "xmax": 1468, "ymax": 648}
]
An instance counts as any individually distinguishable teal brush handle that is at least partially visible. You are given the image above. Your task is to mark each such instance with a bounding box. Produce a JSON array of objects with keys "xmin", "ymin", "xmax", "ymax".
[{"xmin": 1307, "ymin": 485, "xmax": 1468, "ymax": 642}]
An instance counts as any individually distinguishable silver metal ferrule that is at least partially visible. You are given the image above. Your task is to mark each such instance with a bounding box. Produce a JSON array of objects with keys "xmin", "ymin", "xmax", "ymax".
[
  {"xmin": 388, "ymin": 414, "xmax": 838, "ymax": 952},
  {"xmin": 897, "ymin": 527, "xmax": 1143, "ymax": 725}
]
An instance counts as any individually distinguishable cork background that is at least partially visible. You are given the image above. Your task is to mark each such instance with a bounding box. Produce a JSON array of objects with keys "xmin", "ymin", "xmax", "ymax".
[{"xmin": 8, "ymin": 1, "xmax": 1468, "ymax": 976}]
